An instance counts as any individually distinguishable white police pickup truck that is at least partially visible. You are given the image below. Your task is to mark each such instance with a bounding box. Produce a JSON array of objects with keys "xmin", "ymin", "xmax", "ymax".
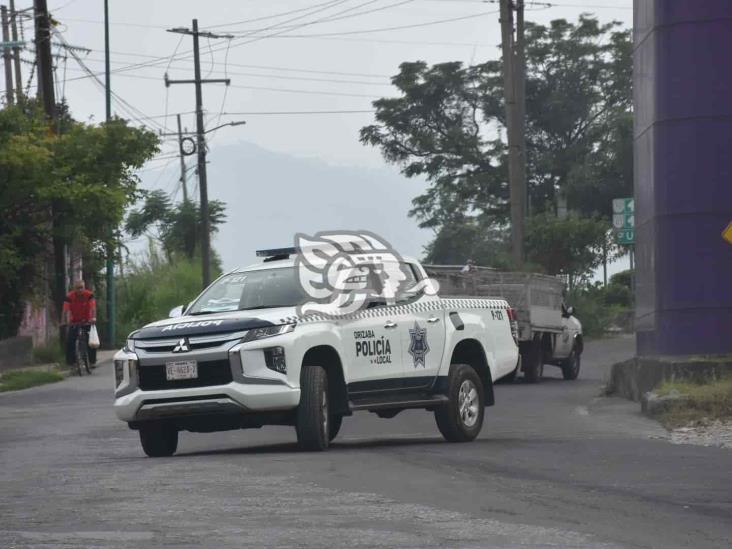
[{"xmin": 113, "ymin": 239, "xmax": 519, "ymax": 456}]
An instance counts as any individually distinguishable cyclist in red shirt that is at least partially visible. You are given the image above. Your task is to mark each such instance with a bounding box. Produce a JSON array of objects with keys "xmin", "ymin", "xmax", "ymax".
[{"xmin": 63, "ymin": 279, "xmax": 97, "ymax": 367}]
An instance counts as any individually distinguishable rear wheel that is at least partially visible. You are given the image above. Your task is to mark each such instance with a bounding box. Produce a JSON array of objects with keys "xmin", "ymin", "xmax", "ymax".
[
  {"xmin": 561, "ymin": 347, "xmax": 581, "ymax": 380},
  {"xmin": 522, "ymin": 338, "xmax": 543, "ymax": 383},
  {"xmin": 435, "ymin": 364, "xmax": 484, "ymax": 442},
  {"xmin": 296, "ymin": 365, "xmax": 330, "ymax": 451},
  {"xmin": 139, "ymin": 423, "xmax": 178, "ymax": 457}
]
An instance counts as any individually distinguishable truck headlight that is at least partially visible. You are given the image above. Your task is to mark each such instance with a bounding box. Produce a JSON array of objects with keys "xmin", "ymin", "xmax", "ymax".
[
  {"xmin": 241, "ymin": 323, "xmax": 295, "ymax": 342},
  {"xmin": 124, "ymin": 338, "xmax": 136, "ymax": 353},
  {"xmin": 114, "ymin": 360, "xmax": 125, "ymax": 387},
  {"xmin": 114, "ymin": 358, "xmax": 138, "ymax": 388}
]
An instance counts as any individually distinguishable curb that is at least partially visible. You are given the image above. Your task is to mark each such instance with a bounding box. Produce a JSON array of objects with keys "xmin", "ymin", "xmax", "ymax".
[{"xmin": 608, "ymin": 356, "xmax": 732, "ymax": 402}]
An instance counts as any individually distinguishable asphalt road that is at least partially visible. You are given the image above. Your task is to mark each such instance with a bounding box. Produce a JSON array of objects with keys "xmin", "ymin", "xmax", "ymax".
[{"xmin": 1, "ymin": 336, "xmax": 730, "ymax": 548}]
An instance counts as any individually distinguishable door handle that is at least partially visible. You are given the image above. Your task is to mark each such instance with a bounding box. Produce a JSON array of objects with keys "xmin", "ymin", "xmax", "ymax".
[
  {"xmin": 427, "ymin": 317, "xmax": 440, "ymax": 323},
  {"xmin": 384, "ymin": 320, "xmax": 397, "ymax": 329}
]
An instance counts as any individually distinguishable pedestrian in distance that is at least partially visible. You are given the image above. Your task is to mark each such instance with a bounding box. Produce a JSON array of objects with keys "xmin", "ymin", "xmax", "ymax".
[{"xmin": 62, "ymin": 279, "xmax": 97, "ymax": 367}]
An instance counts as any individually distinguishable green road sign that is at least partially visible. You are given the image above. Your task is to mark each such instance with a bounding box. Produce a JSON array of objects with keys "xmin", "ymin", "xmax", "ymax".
[
  {"xmin": 613, "ymin": 213, "xmax": 634, "ymax": 229},
  {"xmin": 616, "ymin": 228, "xmax": 634, "ymax": 245},
  {"xmin": 612, "ymin": 197, "xmax": 634, "ymax": 214},
  {"xmin": 613, "ymin": 197, "xmax": 635, "ymax": 244}
]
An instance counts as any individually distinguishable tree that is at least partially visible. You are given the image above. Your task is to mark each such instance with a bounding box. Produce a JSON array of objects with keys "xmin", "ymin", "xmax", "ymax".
[
  {"xmin": 360, "ymin": 15, "xmax": 632, "ymax": 268},
  {"xmin": 524, "ymin": 213, "xmax": 615, "ymax": 288},
  {"xmin": 0, "ymin": 102, "xmax": 159, "ymax": 337},
  {"xmin": 125, "ymin": 190, "xmax": 227, "ymax": 261}
]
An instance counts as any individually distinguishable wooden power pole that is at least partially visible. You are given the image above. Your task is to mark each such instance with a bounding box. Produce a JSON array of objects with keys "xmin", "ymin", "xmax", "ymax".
[
  {"xmin": 166, "ymin": 20, "xmax": 231, "ymax": 288},
  {"xmin": 33, "ymin": 0, "xmax": 66, "ymax": 319},
  {"xmin": 500, "ymin": 0, "xmax": 527, "ymax": 268}
]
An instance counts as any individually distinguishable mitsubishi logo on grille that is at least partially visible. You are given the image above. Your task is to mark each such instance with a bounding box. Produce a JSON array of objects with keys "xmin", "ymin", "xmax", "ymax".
[{"xmin": 172, "ymin": 338, "xmax": 191, "ymax": 353}]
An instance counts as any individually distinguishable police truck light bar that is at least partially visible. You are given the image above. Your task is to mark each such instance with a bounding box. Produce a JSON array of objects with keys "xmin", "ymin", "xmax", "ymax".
[{"xmin": 255, "ymin": 247, "xmax": 297, "ymax": 258}]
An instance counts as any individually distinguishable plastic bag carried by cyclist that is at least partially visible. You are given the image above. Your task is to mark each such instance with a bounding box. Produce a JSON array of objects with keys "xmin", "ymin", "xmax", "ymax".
[{"xmin": 62, "ymin": 279, "xmax": 97, "ymax": 367}]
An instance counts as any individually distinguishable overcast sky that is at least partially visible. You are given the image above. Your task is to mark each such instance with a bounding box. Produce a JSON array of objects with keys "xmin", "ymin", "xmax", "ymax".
[
  {"xmin": 8, "ymin": 0, "xmax": 633, "ymax": 271},
  {"xmin": 20, "ymin": 0, "xmax": 632, "ymax": 167}
]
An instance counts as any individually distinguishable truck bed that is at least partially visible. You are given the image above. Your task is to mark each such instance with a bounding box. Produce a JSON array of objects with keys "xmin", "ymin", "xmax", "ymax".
[{"xmin": 423, "ymin": 266, "xmax": 565, "ymax": 339}]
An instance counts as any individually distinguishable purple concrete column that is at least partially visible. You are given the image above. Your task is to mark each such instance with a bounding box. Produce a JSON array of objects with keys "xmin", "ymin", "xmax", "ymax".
[{"xmin": 634, "ymin": 0, "xmax": 732, "ymax": 355}]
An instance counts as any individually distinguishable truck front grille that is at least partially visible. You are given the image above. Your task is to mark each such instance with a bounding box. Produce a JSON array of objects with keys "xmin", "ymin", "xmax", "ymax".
[{"xmin": 138, "ymin": 359, "xmax": 233, "ymax": 391}]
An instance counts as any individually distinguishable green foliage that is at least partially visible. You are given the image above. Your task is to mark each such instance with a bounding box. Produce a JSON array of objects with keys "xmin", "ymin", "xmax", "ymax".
[
  {"xmin": 525, "ymin": 213, "xmax": 616, "ymax": 287},
  {"xmin": 32, "ymin": 343, "xmax": 65, "ymax": 365},
  {"xmin": 655, "ymin": 375, "xmax": 732, "ymax": 428},
  {"xmin": 567, "ymin": 282, "xmax": 632, "ymax": 337},
  {"xmin": 0, "ymin": 102, "xmax": 159, "ymax": 337},
  {"xmin": 125, "ymin": 190, "xmax": 227, "ymax": 260},
  {"xmin": 361, "ymin": 15, "xmax": 631, "ymax": 273},
  {"xmin": 423, "ymin": 218, "xmax": 512, "ymax": 268},
  {"xmin": 113, "ymin": 249, "xmax": 216, "ymax": 346},
  {"xmin": 610, "ymin": 269, "xmax": 632, "ymax": 290},
  {"xmin": 0, "ymin": 369, "xmax": 64, "ymax": 392}
]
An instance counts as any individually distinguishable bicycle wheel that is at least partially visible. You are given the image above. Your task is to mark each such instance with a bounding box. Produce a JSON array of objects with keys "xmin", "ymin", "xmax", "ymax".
[
  {"xmin": 75, "ymin": 336, "xmax": 84, "ymax": 376},
  {"xmin": 80, "ymin": 331, "xmax": 91, "ymax": 374}
]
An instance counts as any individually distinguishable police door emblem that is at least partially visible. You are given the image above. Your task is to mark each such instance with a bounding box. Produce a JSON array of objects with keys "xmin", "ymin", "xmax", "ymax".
[
  {"xmin": 173, "ymin": 338, "xmax": 191, "ymax": 353},
  {"xmin": 408, "ymin": 322, "xmax": 430, "ymax": 368}
]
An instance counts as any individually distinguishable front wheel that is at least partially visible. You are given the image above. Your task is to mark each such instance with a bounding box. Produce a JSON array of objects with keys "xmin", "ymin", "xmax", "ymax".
[
  {"xmin": 296, "ymin": 365, "xmax": 330, "ymax": 451},
  {"xmin": 435, "ymin": 364, "xmax": 485, "ymax": 442},
  {"xmin": 561, "ymin": 348, "xmax": 581, "ymax": 380},
  {"xmin": 139, "ymin": 423, "xmax": 178, "ymax": 457},
  {"xmin": 329, "ymin": 414, "xmax": 343, "ymax": 442}
]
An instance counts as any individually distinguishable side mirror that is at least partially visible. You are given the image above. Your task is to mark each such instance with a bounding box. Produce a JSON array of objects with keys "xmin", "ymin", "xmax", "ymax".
[{"xmin": 169, "ymin": 305, "xmax": 184, "ymax": 318}]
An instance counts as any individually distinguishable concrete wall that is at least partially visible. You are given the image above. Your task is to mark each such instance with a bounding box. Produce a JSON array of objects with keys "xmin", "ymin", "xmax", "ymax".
[
  {"xmin": 0, "ymin": 336, "xmax": 33, "ymax": 372},
  {"xmin": 634, "ymin": 0, "xmax": 732, "ymax": 355}
]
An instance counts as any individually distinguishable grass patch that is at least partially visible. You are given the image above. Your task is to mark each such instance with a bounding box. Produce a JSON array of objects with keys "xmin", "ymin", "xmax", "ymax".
[
  {"xmin": 0, "ymin": 369, "xmax": 65, "ymax": 392},
  {"xmin": 656, "ymin": 375, "xmax": 732, "ymax": 428},
  {"xmin": 32, "ymin": 342, "xmax": 65, "ymax": 365}
]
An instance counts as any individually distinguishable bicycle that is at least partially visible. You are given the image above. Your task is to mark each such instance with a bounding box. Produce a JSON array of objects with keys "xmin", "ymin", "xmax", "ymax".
[{"xmin": 72, "ymin": 323, "xmax": 92, "ymax": 376}]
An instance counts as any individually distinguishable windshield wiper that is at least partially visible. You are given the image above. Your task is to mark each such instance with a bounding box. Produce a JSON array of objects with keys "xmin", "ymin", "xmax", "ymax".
[{"xmin": 239, "ymin": 304, "xmax": 291, "ymax": 311}]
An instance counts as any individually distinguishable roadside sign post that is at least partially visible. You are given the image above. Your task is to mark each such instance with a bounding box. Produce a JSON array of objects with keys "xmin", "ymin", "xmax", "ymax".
[{"xmin": 612, "ymin": 198, "xmax": 634, "ymax": 245}]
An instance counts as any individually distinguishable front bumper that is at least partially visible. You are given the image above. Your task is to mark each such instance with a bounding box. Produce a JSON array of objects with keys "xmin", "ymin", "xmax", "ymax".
[
  {"xmin": 114, "ymin": 382, "xmax": 300, "ymax": 422},
  {"xmin": 112, "ymin": 342, "xmax": 300, "ymax": 423}
]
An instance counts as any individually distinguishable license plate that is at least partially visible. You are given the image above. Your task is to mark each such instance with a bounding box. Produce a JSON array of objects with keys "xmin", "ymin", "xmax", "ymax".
[{"xmin": 165, "ymin": 360, "xmax": 198, "ymax": 381}]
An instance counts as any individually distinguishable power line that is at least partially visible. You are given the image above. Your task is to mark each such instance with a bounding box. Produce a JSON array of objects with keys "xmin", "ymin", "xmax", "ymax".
[
  {"xmin": 260, "ymin": 9, "xmax": 500, "ymax": 38},
  {"xmin": 102, "ymin": 0, "xmax": 353, "ymax": 77},
  {"xmin": 61, "ymin": 7, "xmax": 496, "ymax": 84},
  {"xmin": 222, "ymin": 109, "xmax": 375, "ymax": 115},
  {"xmin": 62, "ymin": 66, "xmax": 390, "ymax": 98},
  {"xmin": 202, "ymin": 0, "xmax": 353, "ymax": 29},
  {"xmin": 222, "ymin": 0, "xmax": 417, "ymax": 36},
  {"xmin": 54, "ymin": 30, "xmax": 168, "ymax": 132},
  {"xmin": 64, "ymin": 49, "xmax": 393, "ymax": 79},
  {"xmin": 67, "ymin": 60, "xmax": 393, "ymax": 86}
]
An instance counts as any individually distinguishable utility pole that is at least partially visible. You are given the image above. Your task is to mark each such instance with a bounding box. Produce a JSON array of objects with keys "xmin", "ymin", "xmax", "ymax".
[
  {"xmin": 500, "ymin": 0, "xmax": 527, "ymax": 268},
  {"xmin": 104, "ymin": 0, "xmax": 115, "ymax": 348},
  {"xmin": 34, "ymin": 0, "xmax": 66, "ymax": 320},
  {"xmin": 1, "ymin": 5, "xmax": 13, "ymax": 104},
  {"xmin": 9, "ymin": 0, "xmax": 22, "ymax": 100},
  {"xmin": 166, "ymin": 20, "xmax": 232, "ymax": 288},
  {"xmin": 34, "ymin": 0, "xmax": 55, "ymax": 118},
  {"xmin": 177, "ymin": 113, "xmax": 189, "ymax": 202}
]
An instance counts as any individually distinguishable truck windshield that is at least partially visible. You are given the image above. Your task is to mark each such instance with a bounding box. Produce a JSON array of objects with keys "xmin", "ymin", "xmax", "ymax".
[{"xmin": 188, "ymin": 267, "xmax": 307, "ymax": 315}]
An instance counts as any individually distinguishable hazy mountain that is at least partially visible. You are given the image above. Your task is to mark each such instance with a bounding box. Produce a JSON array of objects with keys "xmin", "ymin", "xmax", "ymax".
[{"xmin": 187, "ymin": 141, "xmax": 432, "ymax": 271}]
